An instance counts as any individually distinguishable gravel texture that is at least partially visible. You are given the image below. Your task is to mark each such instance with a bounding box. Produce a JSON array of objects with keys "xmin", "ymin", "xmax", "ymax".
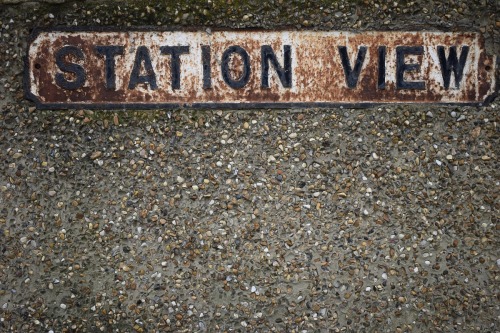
[{"xmin": 0, "ymin": 0, "xmax": 499, "ymax": 332}]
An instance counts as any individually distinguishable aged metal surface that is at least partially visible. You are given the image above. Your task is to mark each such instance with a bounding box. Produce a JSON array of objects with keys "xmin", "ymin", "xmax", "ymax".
[{"xmin": 25, "ymin": 29, "xmax": 497, "ymax": 109}]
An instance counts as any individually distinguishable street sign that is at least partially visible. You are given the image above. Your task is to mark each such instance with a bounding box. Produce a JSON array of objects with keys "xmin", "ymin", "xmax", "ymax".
[{"xmin": 25, "ymin": 28, "xmax": 497, "ymax": 109}]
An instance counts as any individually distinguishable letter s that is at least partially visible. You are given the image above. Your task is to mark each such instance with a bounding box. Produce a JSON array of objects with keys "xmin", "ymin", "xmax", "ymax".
[{"xmin": 55, "ymin": 45, "xmax": 86, "ymax": 90}]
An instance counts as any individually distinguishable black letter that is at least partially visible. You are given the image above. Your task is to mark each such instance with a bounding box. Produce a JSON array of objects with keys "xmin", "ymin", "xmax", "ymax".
[
  {"xmin": 396, "ymin": 46, "xmax": 425, "ymax": 90},
  {"xmin": 160, "ymin": 45, "xmax": 190, "ymax": 90},
  {"xmin": 338, "ymin": 46, "xmax": 367, "ymax": 89},
  {"xmin": 95, "ymin": 45, "xmax": 124, "ymax": 90},
  {"xmin": 261, "ymin": 45, "xmax": 292, "ymax": 88},
  {"xmin": 437, "ymin": 46, "xmax": 469, "ymax": 89},
  {"xmin": 128, "ymin": 46, "xmax": 157, "ymax": 90},
  {"xmin": 221, "ymin": 46, "xmax": 251, "ymax": 89},
  {"xmin": 55, "ymin": 45, "xmax": 86, "ymax": 90},
  {"xmin": 378, "ymin": 46, "xmax": 386, "ymax": 90},
  {"xmin": 201, "ymin": 45, "xmax": 212, "ymax": 89}
]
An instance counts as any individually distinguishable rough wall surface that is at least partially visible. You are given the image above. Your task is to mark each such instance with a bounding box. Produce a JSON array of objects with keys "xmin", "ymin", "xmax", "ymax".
[{"xmin": 0, "ymin": 1, "xmax": 498, "ymax": 332}]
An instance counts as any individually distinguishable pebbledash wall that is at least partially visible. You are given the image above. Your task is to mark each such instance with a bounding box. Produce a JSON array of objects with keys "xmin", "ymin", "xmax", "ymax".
[{"xmin": 0, "ymin": 1, "xmax": 498, "ymax": 332}]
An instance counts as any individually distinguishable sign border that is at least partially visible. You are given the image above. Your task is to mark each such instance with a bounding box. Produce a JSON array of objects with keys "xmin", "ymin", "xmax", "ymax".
[{"xmin": 24, "ymin": 26, "xmax": 499, "ymax": 110}]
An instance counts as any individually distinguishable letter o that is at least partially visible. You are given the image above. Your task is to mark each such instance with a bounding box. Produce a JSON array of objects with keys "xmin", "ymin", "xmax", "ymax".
[{"xmin": 221, "ymin": 45, "xmax": 251, "ymax": 89}]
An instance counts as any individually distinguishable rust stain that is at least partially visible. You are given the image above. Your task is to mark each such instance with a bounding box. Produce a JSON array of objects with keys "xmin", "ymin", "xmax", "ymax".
[{"xmin": 26, "ymin": 30, "xmax": 497, "ymax": 108}]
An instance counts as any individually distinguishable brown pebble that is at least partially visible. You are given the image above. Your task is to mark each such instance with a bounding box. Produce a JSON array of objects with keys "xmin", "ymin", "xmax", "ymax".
[{"xmin": 90, "ymin": 151, "xmax": 102, "ymax": 160}]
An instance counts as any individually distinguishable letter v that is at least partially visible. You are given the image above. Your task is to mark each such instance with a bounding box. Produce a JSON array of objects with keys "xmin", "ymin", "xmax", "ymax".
[{"xmin": 338, "ymin": 46, "xmax": 367, "ymax": 89}]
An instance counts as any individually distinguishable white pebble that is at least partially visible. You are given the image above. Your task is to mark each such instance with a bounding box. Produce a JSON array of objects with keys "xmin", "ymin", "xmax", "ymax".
[{"xmin": 60, "ymin": 304, "xmax": 67, "ymax": 309}]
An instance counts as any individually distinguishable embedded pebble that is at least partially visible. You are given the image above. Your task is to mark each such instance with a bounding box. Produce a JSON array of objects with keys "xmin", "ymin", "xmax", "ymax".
[{"xmin": 90, "ymin": 151, "xmax": 102, "ymax": 160}]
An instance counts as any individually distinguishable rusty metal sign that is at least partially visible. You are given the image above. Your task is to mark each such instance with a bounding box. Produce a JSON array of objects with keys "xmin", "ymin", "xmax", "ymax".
[{"xmin": 25, "ymin": 28, "xmax": 497, "ymax": 109}]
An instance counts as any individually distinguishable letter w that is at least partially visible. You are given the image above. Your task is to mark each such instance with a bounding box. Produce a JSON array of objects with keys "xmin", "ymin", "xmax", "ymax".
[{"xmin": 437, "ymin": 45, "xmax": 469, "ymax": 89}]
